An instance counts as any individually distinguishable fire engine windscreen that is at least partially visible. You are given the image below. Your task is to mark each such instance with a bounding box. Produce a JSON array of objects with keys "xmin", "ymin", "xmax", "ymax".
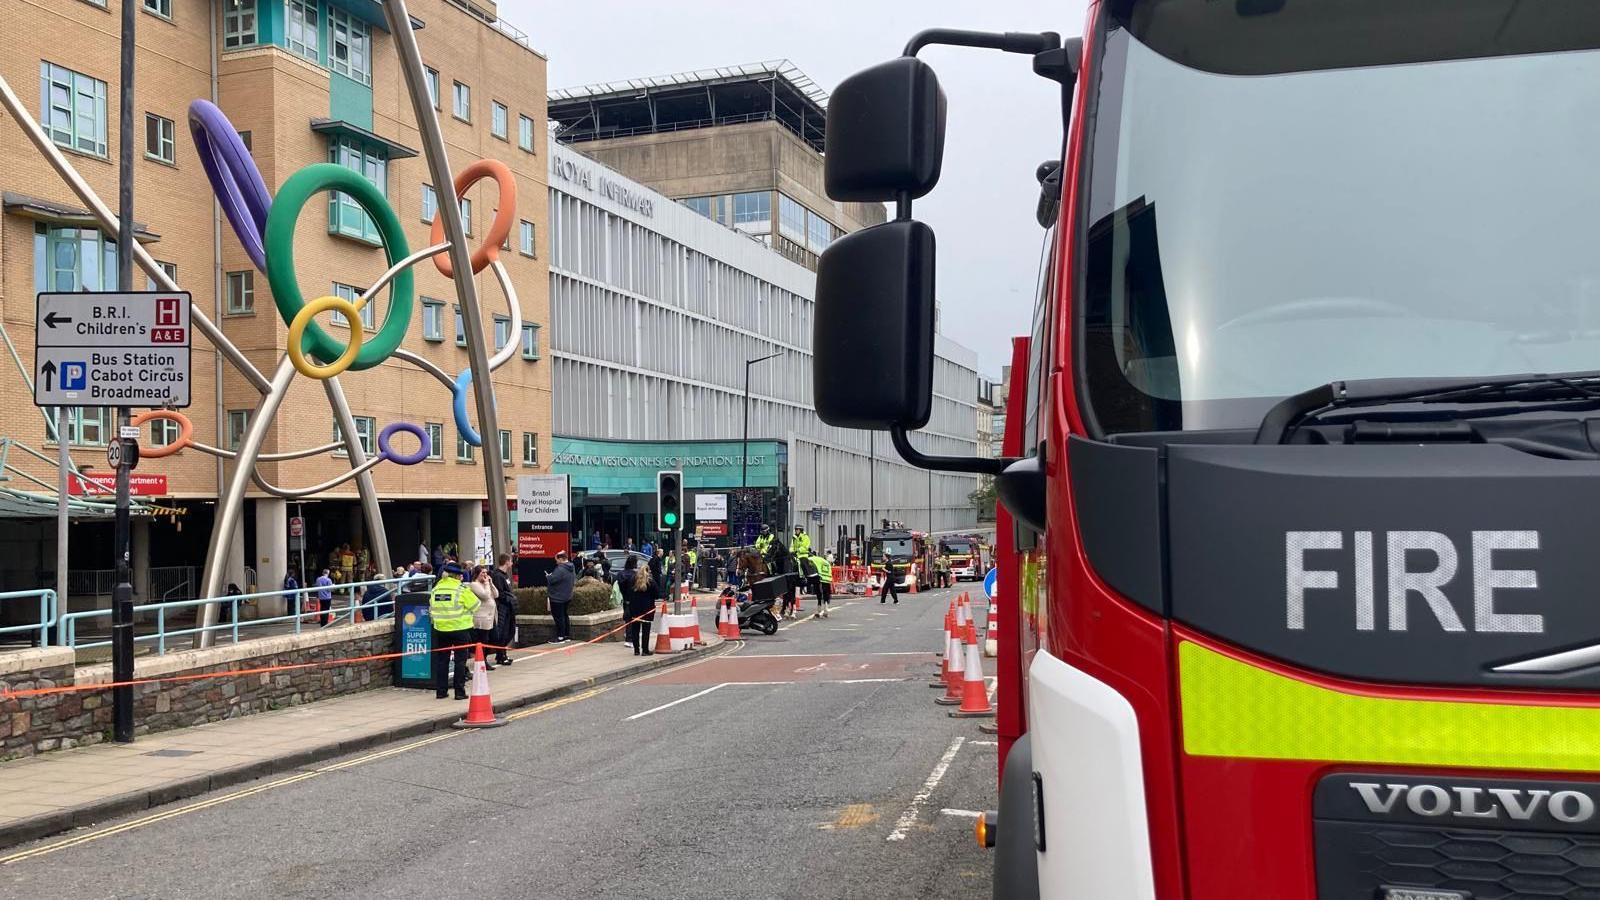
[{"xmin": 1080, "ymin": 0, "xmax": 1600, "ymax": 434}]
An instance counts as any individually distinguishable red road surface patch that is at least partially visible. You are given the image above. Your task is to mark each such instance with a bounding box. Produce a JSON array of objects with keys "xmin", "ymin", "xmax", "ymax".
[{"xmin": 639, "ymin": 653, "xmax": 932, "ymax": 686}]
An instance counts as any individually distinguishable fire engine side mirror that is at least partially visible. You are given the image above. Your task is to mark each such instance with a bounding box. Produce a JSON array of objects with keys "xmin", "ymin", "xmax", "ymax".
[
  {"xmin": 813, "ymin": 219, "xmax": 936, "ymax": 430},
  {"xmin": 824, "ymin": 57, "xmax": 947, "ymax": 202}
]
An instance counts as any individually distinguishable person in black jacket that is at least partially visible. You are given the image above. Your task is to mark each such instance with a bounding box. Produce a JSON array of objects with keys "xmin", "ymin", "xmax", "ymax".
[
  {"xmin": 491, "ymin": 553, "xmax": 517, "ymax": 665},
  {"xmin": 619, "ymin": 555, "xmax": 655, "ymax": 656},
  {"xmin": 649, "ymin": 546, "xmax": 667, "ymax": 600},
  {"xmin": 545, "ymin": 551, "xmax": 577, "ymax": 643}
]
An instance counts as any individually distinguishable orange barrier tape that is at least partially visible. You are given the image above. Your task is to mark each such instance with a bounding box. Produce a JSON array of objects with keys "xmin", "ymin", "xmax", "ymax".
[{"xmin": 0, "ymin": 609, "xmax": 692, "ymax": 703}]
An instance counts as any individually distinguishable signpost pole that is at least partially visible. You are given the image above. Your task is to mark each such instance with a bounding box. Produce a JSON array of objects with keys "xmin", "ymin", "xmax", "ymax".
[
  {"xmin": 111, "ymin": 0, "xmax": 136, "ymax": 744},
  {"xmin": 54, "ymin": 407, "xmax": 68, "ymax": 647}
]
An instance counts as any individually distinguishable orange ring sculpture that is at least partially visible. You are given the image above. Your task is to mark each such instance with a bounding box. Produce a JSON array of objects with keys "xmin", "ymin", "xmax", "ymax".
[
  {"xmin": 429, "ymin": 158, "xmax": 517, "ymax": 277},
  {"xmin": 128, "ymin": 410, "xmax": 194, "ymax": 458}
]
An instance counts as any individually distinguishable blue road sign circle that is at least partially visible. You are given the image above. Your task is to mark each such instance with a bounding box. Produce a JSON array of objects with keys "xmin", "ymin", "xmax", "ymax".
[{"xmin": 983, "ymin": 567, "xmax": 998, "ymax": 600}]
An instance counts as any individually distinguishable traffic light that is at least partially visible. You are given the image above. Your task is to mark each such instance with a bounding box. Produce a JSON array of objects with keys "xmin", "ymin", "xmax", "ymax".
[{"xmin": 656, "ymin": 470, "xmax": 683, "ymax": 531}]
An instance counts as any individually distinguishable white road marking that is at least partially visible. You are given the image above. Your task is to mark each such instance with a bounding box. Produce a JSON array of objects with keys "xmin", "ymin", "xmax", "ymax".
[
  {"xmin": 625, "ymin": 683, "xmax": 727, "ymax": 720},
  {"xmin": 939, "ymin": 808, "xmax": 982, "ymax": 818},
  {"xmin": 969, "ymin": 740, "xmax": 999, "ymax": 747},
  {"xmin": 740, "ymin": 652, "xmax": 929, "ymax": 658},
  {"xmin": 887, "ymin": 736, "xmax": 965, "ymax": 842},
  {"xmin": 830, "ymin": 678, "xmax": 906, "ymax": 684}
]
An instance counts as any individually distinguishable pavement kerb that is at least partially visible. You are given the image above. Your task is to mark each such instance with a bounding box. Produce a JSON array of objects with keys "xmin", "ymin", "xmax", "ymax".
[{"xmin": 0, "ymin": 635, "xmax": 726, "ymax": 853}]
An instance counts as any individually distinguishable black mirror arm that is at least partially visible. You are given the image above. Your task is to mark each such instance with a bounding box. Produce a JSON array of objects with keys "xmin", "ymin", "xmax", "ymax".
[
  {"xmin": 889, "ymin": 425, "xmax": 1013, "ymax": 476},
  {"xmin": 903, "ymin": 29, "xmax": 1060, "ymax": 58}
]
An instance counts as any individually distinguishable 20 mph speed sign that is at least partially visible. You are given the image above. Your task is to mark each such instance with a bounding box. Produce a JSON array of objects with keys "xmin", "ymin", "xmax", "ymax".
[{"xmin": 33, "ymin": 292, "xmax": 192, "ymax": 408}]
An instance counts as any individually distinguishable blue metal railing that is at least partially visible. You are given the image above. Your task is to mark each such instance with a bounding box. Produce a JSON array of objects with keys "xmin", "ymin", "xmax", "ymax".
[
  {"xmin": 0, "ymin": 589, "xmax": 57, "ymax": 647},
  {"xmin": 58, "ymin": 576, "xmax": 431, "ymax": 656}
]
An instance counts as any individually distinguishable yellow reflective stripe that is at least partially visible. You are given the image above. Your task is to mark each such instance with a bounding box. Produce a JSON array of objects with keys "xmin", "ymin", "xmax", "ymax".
[{"xmin": 1178, "ymin": 640, "xmax": 1600, "ymax": 772}]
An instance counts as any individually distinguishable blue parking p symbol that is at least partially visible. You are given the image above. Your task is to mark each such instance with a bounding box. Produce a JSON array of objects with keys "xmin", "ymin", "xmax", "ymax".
[{"xmin": 61, "ymin": 361, "xmax": 87, "ymax": 391}]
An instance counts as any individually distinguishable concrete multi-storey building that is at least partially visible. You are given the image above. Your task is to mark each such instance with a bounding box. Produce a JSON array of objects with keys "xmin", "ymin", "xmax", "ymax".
[
  {"xmin": 548, "ymin": 62, "xmax": 886, "ymax": 272},
  {"xmin": 546, "ymin": 136, "xmax": 980, "ymax": 553},
  {"xmin": 0, "ymin": 0, "xmax": 550, "ymax": 608}
]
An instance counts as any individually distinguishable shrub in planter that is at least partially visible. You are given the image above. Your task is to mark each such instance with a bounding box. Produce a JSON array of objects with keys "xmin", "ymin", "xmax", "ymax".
[{"xmin": 514, "ymin": 580, "xmax": 617, "ymax": 617}]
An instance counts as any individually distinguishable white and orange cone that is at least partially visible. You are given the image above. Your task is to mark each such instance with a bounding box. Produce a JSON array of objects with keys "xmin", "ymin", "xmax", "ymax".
[
  {"xmin": 652, "ymin": 601, "xmax": 673, "ymax": 653},
  {"xmin": 930, "ymin": 601, "xmax": 954, "ymax": 688},
  {"xmin": 690, "ymin": 594, "xmax": 705, "ymax": 645},
  {"xmin": 452, "ymin": 643, "xmax": 507, "ymax": 729},
  {"xmin": 721, "ymin": 596, "xmax": 739, "ymax": 638},
  {"xmin": 935, "ymin": 600, "xmax": 967, "ymax": 706},
  {"xmin": 950, "ymin": 621, "xmax": 994, "ymax": 718},
  {"xmin": 984, "ymin": 600, "xmax": 999, "ymax": 658}
]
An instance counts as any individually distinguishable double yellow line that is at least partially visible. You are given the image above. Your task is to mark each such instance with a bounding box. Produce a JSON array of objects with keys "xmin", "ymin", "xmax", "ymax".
[
  {"xmin": 2, "ymin": 641, "xmax": 745, "ymax": 866},
  {"xmin": 3, "ymin": 683, "xmax": 610, "ymax": 866}
]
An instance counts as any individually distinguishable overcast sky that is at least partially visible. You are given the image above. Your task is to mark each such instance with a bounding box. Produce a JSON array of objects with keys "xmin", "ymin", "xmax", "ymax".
[{"xmin": 506, "ymin": 0, "xmax": 1089, "ymax": 379}]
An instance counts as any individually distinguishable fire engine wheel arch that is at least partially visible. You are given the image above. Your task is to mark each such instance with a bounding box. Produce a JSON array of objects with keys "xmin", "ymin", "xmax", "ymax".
[{"xmin": 993, "ymin": 733, "xmax": 1042, "ymax": 900}]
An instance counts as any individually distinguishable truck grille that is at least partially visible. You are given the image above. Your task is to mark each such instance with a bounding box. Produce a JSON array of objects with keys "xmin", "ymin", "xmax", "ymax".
[
  {"xmin": 1314, "ymin": 774, "xmax": 1600, "ymax": 899},
  {"xmin": 1327, "ymin": 823, "xmax": 1600, "ymax": 898}
]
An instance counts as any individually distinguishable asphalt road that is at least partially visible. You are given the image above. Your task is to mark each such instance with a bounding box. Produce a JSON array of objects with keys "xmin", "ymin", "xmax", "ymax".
[{"xmin": 0, "ymin": 582, "xmax": 1000, "ymax": 900}]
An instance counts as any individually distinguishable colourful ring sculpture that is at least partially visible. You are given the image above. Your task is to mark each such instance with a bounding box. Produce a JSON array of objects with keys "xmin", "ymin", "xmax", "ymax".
[
  {"xmin": 429, "ymin": 158, "xmax": 517, "ymax": 278},
  {"xmin": 128, "ymin": 410, "xmax": 194, "ymax": 459},
  {"xmin": 287, "ymin": 295, "xmax": 365, "ymax": 379},
  {"xmin": 378, "ymin": 421, "xmax": 430, "ymax": 465},
  {"xmin": 264, "ymin": 164, "xmax": 414, "ymax": 376},
  {"xmin": 187, "ymin": 100, "xmax": 272, "ymax": 272},
  {"xmin": 452, "ymin": 368, "xmax": 485, "ymax": 447}
]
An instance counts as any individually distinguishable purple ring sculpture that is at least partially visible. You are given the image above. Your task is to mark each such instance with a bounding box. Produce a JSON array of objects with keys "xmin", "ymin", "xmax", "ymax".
[
  {"xmin": 188, "ymin": 100, "xmax": 272, "ymax": 271},
  {"xmin": 378, "ymin": 421, "xmax": 431, "ymax": 466}
]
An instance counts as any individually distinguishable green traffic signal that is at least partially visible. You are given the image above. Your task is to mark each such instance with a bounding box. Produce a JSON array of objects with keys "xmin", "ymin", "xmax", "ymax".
[{"xmin": 663, "ymin": 511, "xmax": 678, "ymax": 526}]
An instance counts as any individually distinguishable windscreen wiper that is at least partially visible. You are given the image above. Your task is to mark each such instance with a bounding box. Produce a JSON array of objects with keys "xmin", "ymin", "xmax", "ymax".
[{"xmin": 1254, "ymin": 371, "xmax": 1600, "ymax": 444}]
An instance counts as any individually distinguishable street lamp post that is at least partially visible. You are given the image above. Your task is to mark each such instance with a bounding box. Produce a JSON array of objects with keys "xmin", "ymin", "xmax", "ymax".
[{"xmin": 742, "ymin": 351, "xmax": 780, "ymax": 546}]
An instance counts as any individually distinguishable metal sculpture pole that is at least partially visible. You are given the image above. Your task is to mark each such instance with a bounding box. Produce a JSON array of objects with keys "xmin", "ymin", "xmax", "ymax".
[
  {"xmin": 0, "ymin": 77, "xmax": 269, "ymax": 392},
  {"xmin": 382, "ymin": 0, "xmax": 511, "ymax": 559}
]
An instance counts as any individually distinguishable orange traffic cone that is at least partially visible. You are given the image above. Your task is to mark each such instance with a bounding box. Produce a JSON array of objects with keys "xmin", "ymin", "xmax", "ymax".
[
  {"xmin": 718, "ymin": 596, "xmax": 734, "ymax": 638},
  {"xmin": 984, "ymin": 599, "xmax": 999, "ymax": 658},
  {"xmin": 453, "ymin": 644, "xmax": 507, "ymax": 729},
  {"xmin": 653, "ymin": 601, "xmax": 673, "ymax": 653},
  {"xmin": 951, "ymin": 621, "xmax": 994, "ymax": 718},
  {"xmin": 690, "ymin": 594, "xmax": 704, "ymax": 645},
  {"xmin": 930, "ymin": 601, "xmax": 954, "ymax": 688},
  {"xmin": 936, "ymin": 602, "xmax": 966, "ymax": 706}
]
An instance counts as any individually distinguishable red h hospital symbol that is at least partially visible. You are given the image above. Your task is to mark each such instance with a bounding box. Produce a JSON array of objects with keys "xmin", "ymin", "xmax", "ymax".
[{"xmin": 156, "ymin": 297, "xmax": 180, "ymax": 326}]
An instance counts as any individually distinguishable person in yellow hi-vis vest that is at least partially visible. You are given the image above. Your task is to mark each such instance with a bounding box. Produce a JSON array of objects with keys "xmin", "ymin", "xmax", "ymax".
[
  {"xmin": 790, "ymin": 525, "xmax": 812, "ymax": 560},
  {"xmin": 809, "ymin": 552, "xmax": 833, "ymax": 618},
  {"xmin": 754, "ymin": 525, "xmax": 774, "ymax": 558},
  {"xmin": 429, "ymin": 561, "xmax": 480, "ymax": 700}
]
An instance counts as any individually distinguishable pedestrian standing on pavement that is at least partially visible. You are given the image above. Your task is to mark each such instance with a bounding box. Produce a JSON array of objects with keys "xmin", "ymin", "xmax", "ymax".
[
  {"xmin": 879, "ymin": 553, "xmax": 900, "ymax": 605},
  {"xmin": 809, "ymin": 552, "xmax": 833, "ymax": 617},
  {"xmin": 283, "ymin": 571, "xmax": 300, "ymax": 618},
  {"xmin": 338, "ymin": 543, "xmax": 356, "ymax": 584},
  {"xmin": 491, "ymin": 554, "xmax": 517, "ymax": 666},
  {"xmin": 641, "ymin": 537, "xmax": 654, "ymax": 559},
  {"xmin": 619, "ymin": 555, "xmax": 655, "ymax": 656},
  {"xmin": 314, "ymin": 568, "xmax": 334, "ymax": 624},
  {"xmin": 468, "ymin": 565, "xmax": 498, "ymax": 669},
  {"xmin": 428, "ymin": 562, "xmax": 479, "ymax": 700},
  {"xmin": 545, "ymin": 550, "xmax": 576, "ymax": 643},
  {"xmin": 649, "ymin": 547, "xmax": 667, "ymax": 601}
]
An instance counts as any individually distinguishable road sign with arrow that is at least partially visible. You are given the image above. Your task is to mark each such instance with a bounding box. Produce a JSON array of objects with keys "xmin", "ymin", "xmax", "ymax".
[{"xmin": 33, "ymin": 292, "xmax": 191, "ymax": 408}]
